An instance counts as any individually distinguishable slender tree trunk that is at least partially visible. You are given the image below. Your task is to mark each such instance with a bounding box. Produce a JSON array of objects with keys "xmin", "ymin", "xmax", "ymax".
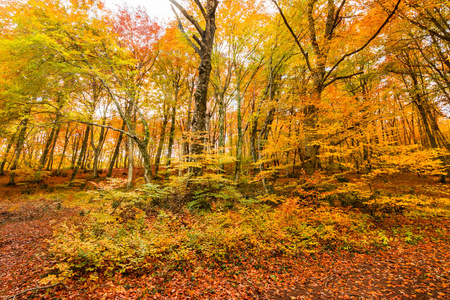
[
  {"xmin": 57, "ymin": 123, "xmax": 72, "ymax": 175},
  {"xmin": 38, "ymin": 116, "xmax": 60, "ymax": 173},
  {"xmin": 7, "ymin": 117, "xmax": 29, "ymax": 186},
  {"xmin": 71, "ymin": 134, "xmax": 81, "ymax": 169},
  {"xmin": 126, "ymin": 135, "xmax": 134, "ymax": 189},
  {"xmin": 234, "ymin": 76, "xmax": 243, "ymax": 182},
  {"xmin": 183, "ymin": 90, "xmax": 193, "ymax": 162},
  {"xmin": 91, "ymin": 119, "xmax": 109, "ymax": 179},
  {"xmin": 46, "ymin": 123, "xmax": 61, "ymax": 171},
  {"xmin": 218, "ymin": 92, "xmax": 226, "ymax": 174},
  {"xmin": 165, "ymin": 106, "xmax": 177, "ymax": 179},
  {"xmin": 107, "ymin": 122, "xmax": 126, "ymax": 177},
  {"xmin": 154, "ymin": 112, "xmax": 169, "ymax": 178},
  {"xmin": 70, "ymin": 125, "xmax": 90, "ymax": 182},
  {"xmin": 250, "ymin": 93, "xmax": 258, "ymax": 165},
  {"xmin": 0, "ymin": 128, "xmax": 18, "ymax": 175}
]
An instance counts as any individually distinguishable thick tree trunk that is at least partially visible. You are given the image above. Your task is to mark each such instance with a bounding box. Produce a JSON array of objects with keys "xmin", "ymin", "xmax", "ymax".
[
  {"xmin": 190, "ymin": 55, "xmax": 214, "ymax": 175},
  {"xmin": 134, "ymin": 139, "xmax": 152, "ymax": 183},
  {"xmin": 171, "ymin": 0, "xmax": 218, "ymax": 177}
]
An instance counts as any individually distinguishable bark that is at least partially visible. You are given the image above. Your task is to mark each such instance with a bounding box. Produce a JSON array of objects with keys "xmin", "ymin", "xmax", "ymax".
[
  {"xmin": 171, "ymin": 0, "xmax": 219, "ymax": 176},
  {"xmin": 46, "ymin": 122, "xmax": 61, "ymax": 171},
  {"xmin": 154, "ymin": 110, "xmax": 169, "ymax": 178},
  {"xmin": 57, "ymin": 123, "xmax": 73, "ymax": 175},
  {"xmin": 38, "ymin": 116, "xmax": 60, "ymax": 173},
  {"xmin": 0, "ymin": 128, "xmax": 18, "ymax": 175},
  {"xmin": 165, "ymin": 106, "xmax": 177, "ymax": 179},
  {"xmin": 218, "ymin": 92, "xmax": 226, "ymax": 173},
  {"xmin": 126, "ymin": 135, "xmax": 134, "ymax": 189},
  {"xmin": 107, "ymin": 121, "xmax": 126, "ymax": 177},
  {"xmin": 7, "ymin": 117, "xmax": 29, "ymax": 186},
  {"xmin": 71, "ymin": 134, "xmax": 81, "ymax": 170},
  {"xmin": 234, "ymin": 77, "xmax": 243, "ymax": 182},
  {"xmin": 91, "ymin": 118, "xmax": 109, "ymax": 178},
  {"xmin": 70, "ymin": 125, "xmax": 90, "ymax": 182}
]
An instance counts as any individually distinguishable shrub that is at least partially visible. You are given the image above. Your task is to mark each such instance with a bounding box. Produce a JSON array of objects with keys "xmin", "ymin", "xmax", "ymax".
[{"xmin": 46, "ymin": 196, "xmax": 388, "ymax": 282}]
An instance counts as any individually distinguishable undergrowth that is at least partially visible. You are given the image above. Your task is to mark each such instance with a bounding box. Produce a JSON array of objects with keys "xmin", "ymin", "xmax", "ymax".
[
  {"xmin": 45, "ymin": 198, "xmax": 387, "ymax": 283},
  {"xmin": 41, "ymin": 172, "xmax": 450, "ymax": 284}
]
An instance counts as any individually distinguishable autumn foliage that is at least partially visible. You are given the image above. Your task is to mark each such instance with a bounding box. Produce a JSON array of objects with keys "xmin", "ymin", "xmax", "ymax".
[{"xmin": 1, "ymin": 0, "xmax": 450, "ymax": 299}]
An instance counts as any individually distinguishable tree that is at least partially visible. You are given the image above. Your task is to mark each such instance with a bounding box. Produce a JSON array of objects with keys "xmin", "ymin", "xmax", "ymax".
[{"xmin": 170, "ymin": 0, "xmax": 219, "ymax": 176}]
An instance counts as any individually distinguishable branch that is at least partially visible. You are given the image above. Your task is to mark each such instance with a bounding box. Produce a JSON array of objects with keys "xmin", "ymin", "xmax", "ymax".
[
  {"xmin": 324, "ymin": 71, "xmax": 363, "ymax": 87},
  {"xmin": 171, "ymin": 5, "xmax": 202, "ymax": 55},
  {"xmin": 271, "ymin": 0, "xmax": 313, "ymax": 72},
  {"xmin": 322, "ymin": 0, "xmax": 402, "ymax": 85},
  {"xmin": 5, "ymin": 283, "xmax": 64, "ymax": 300},
  {"xmin": 192, "ymin": 0, "xmax": 206, "ymax": 18},
  {"xmin": 65, "ymin": 120, "xmax": 134, "ymax": 139},
  {"xmin": 110, "ymin": 197, "xmax": 125, "ymax": 215},
  {"xmin": 169, "ymin": 0, "xmax": 205, "ymax": 36},
  {"xmin": 330, "ymin": 0, "xmax": 346, "ymax": 37}
]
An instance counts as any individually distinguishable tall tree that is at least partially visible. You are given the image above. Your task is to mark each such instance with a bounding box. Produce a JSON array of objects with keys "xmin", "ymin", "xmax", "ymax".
[{"xmin": 170, "ymin": 0, "xmax": 219, "ymax": 176}]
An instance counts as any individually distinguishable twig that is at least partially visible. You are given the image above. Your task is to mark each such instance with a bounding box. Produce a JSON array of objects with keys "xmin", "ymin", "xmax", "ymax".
[
  {"xmin": 110, "ymin": 197, "xmax": 125, "ymax": 215},
  {"xmin": 5, "ymin": 283, "xmax": 64, "ymax": 300}
]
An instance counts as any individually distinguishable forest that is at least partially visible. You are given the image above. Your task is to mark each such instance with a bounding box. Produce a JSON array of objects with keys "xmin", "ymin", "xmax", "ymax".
[{"xmin": 0, "ymin": 0, "xmax": 449, "ymax": 299}]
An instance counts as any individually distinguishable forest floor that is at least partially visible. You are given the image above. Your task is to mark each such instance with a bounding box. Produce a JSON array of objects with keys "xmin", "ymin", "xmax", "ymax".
[{"xmin": 0, "ymin": 171, "xmax": 449, "ymax": 299}]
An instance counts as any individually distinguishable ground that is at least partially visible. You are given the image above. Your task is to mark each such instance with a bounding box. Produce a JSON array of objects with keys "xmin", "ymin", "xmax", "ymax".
[{"xmin": 1, "ymin": 171, "xmax": 449, "ymax": 299}]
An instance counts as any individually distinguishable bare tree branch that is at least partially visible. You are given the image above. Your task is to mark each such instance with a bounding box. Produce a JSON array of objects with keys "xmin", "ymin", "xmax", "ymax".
[
  {"xmin": 330, "ymin": 0, "xmax": 346, "ymax": 37},
  {"xmin": 171, "ymin": 5, "xmax": 202, "ymax": 55},
  {"xmin": 169, "ymin": 0, "xmax": 205, "ymax": 36},
  {"xmin": 322, "ymin": 0, "xmax": 402, "ymax": 85},
  {"xmin": 324, "ymin": 71, "xmax": 363, "ymax": 87},
  {"xmin": 271, "ymin": 0, "xmax": 313, "ymax": 72},
  {"xmin": 193, "ymin": 0, "xmax": 206, "ymax": 18}
]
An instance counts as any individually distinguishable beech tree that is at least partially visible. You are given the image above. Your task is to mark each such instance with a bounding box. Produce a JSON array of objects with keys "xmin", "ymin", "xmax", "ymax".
[{"xmin": 169, "ymin": 0, "xmax": 219, "ymax": 176}]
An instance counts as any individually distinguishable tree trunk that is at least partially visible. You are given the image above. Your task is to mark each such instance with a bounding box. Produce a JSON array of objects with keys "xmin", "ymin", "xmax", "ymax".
[
  {"xmin": 218, "ymin": 92, "xmax": 226, "ymax": 174},
  {"xmin": 38, "ymin": 115, "xmax": 60, "ymax": 173},
  {"xmin": 91, "ymin": 119, "xmax": 109, "ymax": 179},
  {"xmin": 57, "ymin": 123, "xmax": 73, "ymax": 175},
  {"xmin": 171, "ymin": 0, "xmax": 219, "ymax": 177},
  {"xmin": 71, "ymin": 134, "xmax": 81, "ymax": 170},
  {"xmin": 7, "ymin": 117, "xmax": 29, "ymax": 186},
  {"xmin": 126, "ymin": 135, "xmax": 134, "ymax": 189},
  {"xmin": 0, "ymin": 128, "xmax": 18, "ymax": 175},
  {"xmin": 154, "ymin": 111, "xmax": 169, "ymax": 178},
  {"xmin": 234, "ymin": 76, "xmax": 243, "ymax": 182},
  {"xmin": 46, "ymin": 122, "xmax": 61, "ymax": 171},
  {"xmin": 70, "ymin": 125, "xmax": 90, "ymax": 182},
  {"xmin": 107, "ymin": 122, "xmax": 126, "ymax": 177},
  {"xmin": 165, "ymin": 106, "xmax": 177, "ymax": 179}
]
